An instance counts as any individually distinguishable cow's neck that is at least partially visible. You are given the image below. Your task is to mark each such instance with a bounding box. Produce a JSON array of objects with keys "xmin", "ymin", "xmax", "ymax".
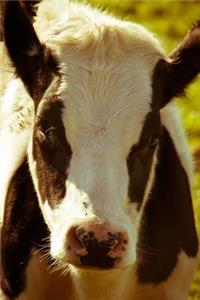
[{"xmin": 69, "ymin": 265, "xmax": 136, "ymax": 300}]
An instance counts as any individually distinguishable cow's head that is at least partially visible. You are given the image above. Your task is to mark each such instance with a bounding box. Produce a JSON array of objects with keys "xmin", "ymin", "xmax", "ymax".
[{"xmin": 3, "ymin": 1, "xmax": 200, "ymax": 269}]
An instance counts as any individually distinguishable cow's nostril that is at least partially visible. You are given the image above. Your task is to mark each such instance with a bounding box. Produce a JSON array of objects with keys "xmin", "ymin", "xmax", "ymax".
[
  {"xmin": 109, "ymin": 232, "xmax": 129, "ymax": 257},
  {"xmin": 67, "ymin": 227, "xmax": 88, "ymax": 256},
  {"xmin": 75, "ymin": 228, "xmax": 96, "ymax": 249}
]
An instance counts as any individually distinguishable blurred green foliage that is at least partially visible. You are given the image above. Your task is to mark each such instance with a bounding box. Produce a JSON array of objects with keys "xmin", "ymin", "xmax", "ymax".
[{"xmin": 78, "ymin": 0, "xmax": 200, "ymax": 298}]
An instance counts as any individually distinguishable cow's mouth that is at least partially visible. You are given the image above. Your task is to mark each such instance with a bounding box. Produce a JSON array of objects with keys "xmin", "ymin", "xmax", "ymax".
[{"xmin": 78, "ymin": 253, "xmax": 121, "ymax": 269}]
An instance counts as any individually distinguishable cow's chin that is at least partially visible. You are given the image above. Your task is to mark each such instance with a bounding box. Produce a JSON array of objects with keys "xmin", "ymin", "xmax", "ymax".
[{"xmin": 68, "ymin": 263, "xmax": 121, "ymax": 271}]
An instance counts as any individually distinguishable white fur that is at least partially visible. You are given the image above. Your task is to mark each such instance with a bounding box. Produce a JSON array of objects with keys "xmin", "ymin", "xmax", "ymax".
[
  {"xmin": 164, "ymin": 251, "xmax": 198, "ymax": 300},
  {"xmin": 0, "ymin": 78, "xmax": 33, "ymax": 223}
]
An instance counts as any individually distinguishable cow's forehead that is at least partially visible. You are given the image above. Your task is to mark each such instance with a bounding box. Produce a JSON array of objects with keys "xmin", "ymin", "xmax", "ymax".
[{"xmin": 57, "ymin": 57, "xmax": 156, "ymax": 153}]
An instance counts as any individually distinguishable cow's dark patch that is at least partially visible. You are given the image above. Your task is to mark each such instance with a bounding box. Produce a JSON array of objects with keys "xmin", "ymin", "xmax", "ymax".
[
  {"xmin": 0, "ymin": 159, "xmax": 49, "ymax": 298},
  {"xmin": 136, "ymin": 128, "xmax": 199, "ymax": 283},
  {"xmin": 3, "ymin": 1, "xmax": 59, "ymax": 105},
  {"xmin": 151, "ymin": 59, "xmax": 169, "ymax": 111},
  {"xmin": 33, "ymin": 96, "xmax": 72, "ymax": 208},
  {"xmin": 0, "ymin": 1, "xmax": 4, "ymax": 41},
  {"xmin": 127, "ymin": 112, "xmax": 161, "ymax": 208}
]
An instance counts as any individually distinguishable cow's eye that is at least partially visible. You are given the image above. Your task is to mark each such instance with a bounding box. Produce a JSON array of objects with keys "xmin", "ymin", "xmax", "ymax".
[
  {"xmin": 36, "ymin": 127, "xmax": 61, "ymax": 149},
  {"xmin": 148, "ymin": 136, "xmax": 159, "ymax": 148},
  {"xmin": 35, "ymin": 127, "xmax": 70, "ymax": 171}
]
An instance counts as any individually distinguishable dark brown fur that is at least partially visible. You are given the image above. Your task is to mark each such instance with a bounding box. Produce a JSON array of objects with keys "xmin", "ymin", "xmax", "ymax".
[{"xmin": 0, "ymin": 159, "xmax": 49, "ymax": 298}]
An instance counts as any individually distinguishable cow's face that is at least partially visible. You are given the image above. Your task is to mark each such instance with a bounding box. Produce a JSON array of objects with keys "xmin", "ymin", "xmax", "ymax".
[
  {"xmin": 3, "ymin": 2, "xmax": 200, "ymax": 269},
  {"xmin": 29, "ymin": 47, "xmax": 162, "ymax": 268}
]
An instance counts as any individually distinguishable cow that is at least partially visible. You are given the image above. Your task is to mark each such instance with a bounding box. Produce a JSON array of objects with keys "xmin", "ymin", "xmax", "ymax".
[{"xmin": 0, "ymin": 1, "xmax": 199, "ymax": 299}]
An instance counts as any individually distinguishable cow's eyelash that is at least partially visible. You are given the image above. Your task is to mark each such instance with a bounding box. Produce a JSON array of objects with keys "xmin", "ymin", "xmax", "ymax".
[
  {"xmin": 44, "ymin": 127, "xmax": 56, "ymax": 136},
  {"xmin": 36, "ymin": 128, "xmax": 56, "ymax": 146},
  {"xmin": 36, "ymin": 126, "xmax": 56, "ymax": 139}
]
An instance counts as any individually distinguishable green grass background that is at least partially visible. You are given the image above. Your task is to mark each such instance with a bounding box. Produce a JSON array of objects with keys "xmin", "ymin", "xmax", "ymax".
[{"xmin": 78, "ymin": 1, "xmax": 200, "ymax": 298}]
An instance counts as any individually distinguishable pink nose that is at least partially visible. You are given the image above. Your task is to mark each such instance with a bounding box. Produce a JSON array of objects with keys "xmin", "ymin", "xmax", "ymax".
[{"xmin": 66, "ymin": 222, "xmax": 128, "ymax": 268}]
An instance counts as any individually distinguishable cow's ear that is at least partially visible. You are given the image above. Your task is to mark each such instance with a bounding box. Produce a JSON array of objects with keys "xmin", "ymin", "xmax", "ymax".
[
  {"xmin": 155, "ymin": 20, "xmax": 200, "ymax": 109},
  {"xmin": 3, "ymin": 1, "xmax": 57, "ymax": 104},
  {"xmin": 3, "ymin": 1, "xmax": 42, "ymax": 88}
]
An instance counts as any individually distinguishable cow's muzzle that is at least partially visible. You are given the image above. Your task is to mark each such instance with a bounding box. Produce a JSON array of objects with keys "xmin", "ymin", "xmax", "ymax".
[{"xmin": 66, "ymin": 220, "xmax": 129, "ymax": 269}]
